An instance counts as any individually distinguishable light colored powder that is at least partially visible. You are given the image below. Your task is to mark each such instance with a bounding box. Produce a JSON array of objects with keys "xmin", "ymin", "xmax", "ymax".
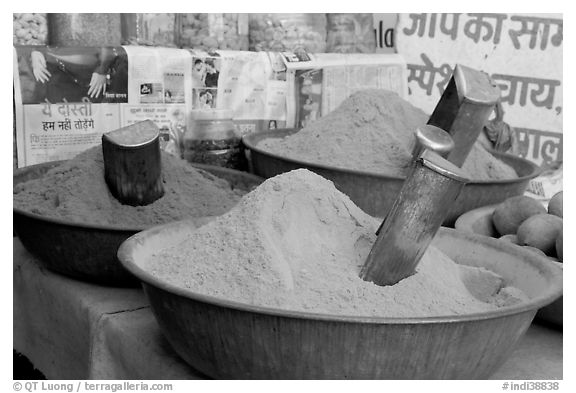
[
  {"xmin": 148, "ymin": 169, "xmax": 527, "ymax": 318},
  {"xmin": 259, "ymin": 89, "xmax": 518, "ymax": 181},
  {"xmin": 13, "ymin": 146, "xmax": 245, "ymax": 227}
]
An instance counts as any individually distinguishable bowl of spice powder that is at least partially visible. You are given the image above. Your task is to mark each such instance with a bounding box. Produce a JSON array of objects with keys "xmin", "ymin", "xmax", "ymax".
[
  {"xmin": 118, "ymin": 170, "xmax": 562, "ymax": 379},
  {"xmin": 13, "ymin": 146, "xmax": 262, "ymax": 286},
  {"xmin": 244, "ymin": 89, "xmax": 540, "ymax": 226}
]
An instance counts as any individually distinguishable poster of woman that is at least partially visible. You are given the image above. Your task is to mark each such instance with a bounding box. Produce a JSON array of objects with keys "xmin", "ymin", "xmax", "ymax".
[{"xmin": 15, "ymin": 45, "xmax": 129, "ymax": 105}]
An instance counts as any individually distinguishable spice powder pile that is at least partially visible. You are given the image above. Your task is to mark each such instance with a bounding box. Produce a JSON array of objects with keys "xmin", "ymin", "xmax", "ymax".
[
  {"xmin": 259, "ymin": 89, "xmax": 518, "ymax": 181},
  {"xmin": 148, "ymin": 169, "xmax": 527, "ymax": 318},
  {"xmin": 13, "ymin": 146, "xmax": 246, "ymax": 227}
]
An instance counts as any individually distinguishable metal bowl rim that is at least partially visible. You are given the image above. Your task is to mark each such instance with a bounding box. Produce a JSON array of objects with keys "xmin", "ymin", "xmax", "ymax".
[
  {"xmin": 242, "ymin": 128, "xmax": 542, "ymax": 185},
  {"xmin": 454, "ymin": 204, "xmax": 500, "ymax": 233}
]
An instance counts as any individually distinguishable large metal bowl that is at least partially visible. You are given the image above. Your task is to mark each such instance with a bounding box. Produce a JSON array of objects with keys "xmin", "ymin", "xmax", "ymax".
[
  {"xmin": 242, "ymin": 129, "xmax": 541, "ymax": 226},
  {"xmin": 13, "ymin": 161, "xmax": 263, "ymax": 287},
  {"xmin": 118, "ymin": 222, "xmax": 562, "ymax": 379},
  {"xmin": 455, "ymin": 205, "xmax": 563, "ymax": 328}
]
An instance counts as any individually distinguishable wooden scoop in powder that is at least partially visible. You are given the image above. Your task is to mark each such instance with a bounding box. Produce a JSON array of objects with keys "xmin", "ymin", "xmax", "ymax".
[
  {"xmin": 102, "ymin": 120, "xmax": 165, "ymax": 206},
  {"xmin": 360, "ymin": 150, "xmax": 469, "ymax": 286}
]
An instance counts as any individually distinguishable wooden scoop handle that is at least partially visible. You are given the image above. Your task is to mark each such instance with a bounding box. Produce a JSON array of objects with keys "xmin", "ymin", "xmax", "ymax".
[
  {"xmin": 427, "ymin": 64, "xmax": 501, "ymax": 167},
  {"xmin": 102, "ymin": 120, "xmax": 164, "ymax": 206},
  {"xmin": 361, "ymin": 151, "xmax": 468, "ymax": 286}
]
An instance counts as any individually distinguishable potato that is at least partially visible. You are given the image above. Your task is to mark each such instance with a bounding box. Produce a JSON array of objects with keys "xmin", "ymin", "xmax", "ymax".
[
  {"xmin": 492, "ymin": 196, "xmax": 546, "ymax": 235},
  {"xmin": 522, "ymin": 246, "xmax": 547, "ymax": 257},
  {"xmin": 548, "ymin": 191, "xmax": 563, "ymax": 218},
  {"xmin": 556, "ymin": 228, "xmax": 563, "ymax": 262},
  {"xmin": 499, "ymin": 234, "xmax": 519, "ymax": 244},
  {"xmin": 516, "ymin": 214, "xmax": 563, "ymax": 255}
]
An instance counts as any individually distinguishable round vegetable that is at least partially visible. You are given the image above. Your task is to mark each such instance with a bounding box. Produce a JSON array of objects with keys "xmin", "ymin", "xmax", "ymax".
[
  {"xmin": 499, "ymin": 234, "xmax": 519, "ymax": 244},
  {"xmin": 548, "ymin": 191, "xmax": 563, "ymax": 218},
  {"xmin": 516, "ymin": 214, "xmax": 563, "ymax": 256},
  {"xmin": 492, "ymin": 195, "xmax": 546, "ymax": 235},
  {"xmin": 522, "ymin": 246, "xmax": 547, "ymax": 257},
  {"xmin": 556, "ymin": 228, "xmax": 563, "ymax": 262}
]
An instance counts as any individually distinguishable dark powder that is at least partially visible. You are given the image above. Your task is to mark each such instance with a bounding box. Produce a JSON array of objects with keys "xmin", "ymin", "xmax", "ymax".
[
  {"xmin": 259, "ymin": 89, "xmax": 518, "ymax": 180},
  {"xmin": 13, "ymin": 146, "xmax": 245, "ymax": 228}
]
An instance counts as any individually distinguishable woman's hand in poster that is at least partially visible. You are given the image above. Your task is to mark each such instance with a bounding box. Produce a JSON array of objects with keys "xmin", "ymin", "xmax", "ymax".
[
  {"xmin": 88, "ymin": 72, "xmax": 107, "ymax": 99},
  {"xmin": 31, "ymin": 51, "xmax": 51, "ymax": 83}
]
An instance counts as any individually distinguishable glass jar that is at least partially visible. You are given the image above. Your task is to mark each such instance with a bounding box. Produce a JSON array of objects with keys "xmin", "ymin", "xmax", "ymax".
[
  {"xmin": 13, "ymin": 13, "xmax": 48, "ymax": 45},
  {"xmin": 48, "ymin": 13, "xmax": 121, "ymax": 46},
  {"xmin": 183, "ymin": 110, "xmax": 246, "ymax": 170},
  {"xmin": 248, "ymin": 13, "xmax": 327, "ymax": 53},
  {"xmin": 178, "ymin": 13, "xmax": 249, "ymax": 51},
  {"xmin": 326, "ymin": 14, "xmax": 376, "ymax": 53},
  {"xmin": 121, "ymin": 13, "xmax": 177, "ymax": 47}
]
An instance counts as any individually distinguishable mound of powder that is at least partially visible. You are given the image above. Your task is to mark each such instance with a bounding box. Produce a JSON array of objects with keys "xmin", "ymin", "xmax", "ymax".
[
  {"xmin": 259, "ymin": 89, "xmax": 518, "ymax": 181},
  {"xmin": 13, "ymin": 146, "xmax": 246, "ymax": 227},
  {"xmin": 148, "ymin": 169, "xmax": 527, "ymax": 317}
]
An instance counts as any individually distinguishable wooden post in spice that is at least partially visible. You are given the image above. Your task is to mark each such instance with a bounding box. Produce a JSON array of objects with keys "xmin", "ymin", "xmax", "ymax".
[
  {"xmin": 375, "ymin": 125, "xmax": 456, "ymax": 237},
  {"xmin": 102, "ymin": 120, "xmax": 165, "ymax": 206},
  {"xmin": 361, "ymin": 150, "xmax": 469, "ymax": 286},
  {"xmin": 427, "ymin": 64, "xmax": 501, "ymax": 167}
]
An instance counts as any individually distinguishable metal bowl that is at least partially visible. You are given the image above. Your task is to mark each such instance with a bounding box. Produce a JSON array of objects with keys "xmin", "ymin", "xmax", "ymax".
[
  {"xmin": 13, "ymin": 161, "xmax": 263, "ymax": 287},
  {"xmin": 242, "ymin": 129, "xmax": 541, "ymax": 226},
  {"xmin": 118, "ymin": 222, "xmax": 562, "ymax": 379},
  {"xmin": 455, "ymin": 205, "xmax": 563, "ymax": 328}
]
